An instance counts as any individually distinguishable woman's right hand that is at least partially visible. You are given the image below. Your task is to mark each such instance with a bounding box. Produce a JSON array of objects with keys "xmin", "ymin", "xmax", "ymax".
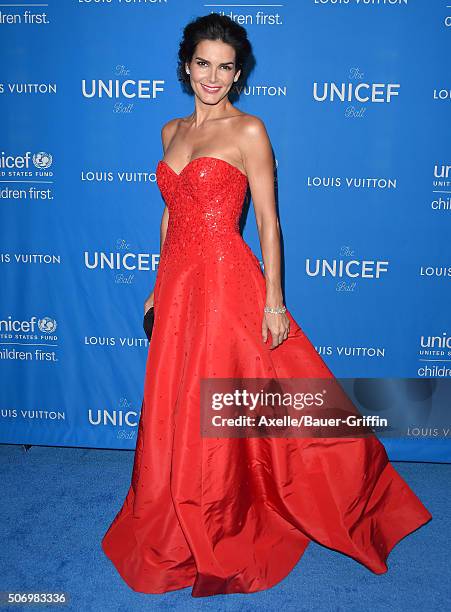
[{"xmin": 144, "ymin": 290, "xmax": 155, "ymax": 316}]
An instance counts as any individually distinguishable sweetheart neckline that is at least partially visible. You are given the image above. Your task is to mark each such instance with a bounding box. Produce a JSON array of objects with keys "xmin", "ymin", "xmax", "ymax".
[{"xmin": 158, "ymin": 156, "xmax": 248, "ymax": 180}]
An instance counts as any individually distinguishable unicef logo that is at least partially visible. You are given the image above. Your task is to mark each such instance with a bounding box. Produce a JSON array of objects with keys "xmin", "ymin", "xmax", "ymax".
[
  {"xmin": 33, "ymin": 152, "xmax": 53, "ymax": 169},
  {"xmin": 38, "ymin": 317, "xmax": 57, "ymax": 333}
]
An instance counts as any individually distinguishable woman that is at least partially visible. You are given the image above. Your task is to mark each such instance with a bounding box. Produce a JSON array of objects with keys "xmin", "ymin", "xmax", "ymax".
[{"xmin": 101, "ymin": 13, "xmax": 432, "ymax": 598}]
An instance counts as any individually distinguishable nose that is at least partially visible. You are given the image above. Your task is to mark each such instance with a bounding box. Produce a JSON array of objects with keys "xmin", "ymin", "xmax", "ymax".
[{"xmin": 207, "ymin": 66, "xmax": 219, "ymax": 83}]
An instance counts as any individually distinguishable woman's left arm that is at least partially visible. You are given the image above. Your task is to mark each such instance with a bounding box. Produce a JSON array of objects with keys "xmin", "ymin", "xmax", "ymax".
[{"xmin": 240, "ymin": 116, "xmax": 290, "ymax": 349}]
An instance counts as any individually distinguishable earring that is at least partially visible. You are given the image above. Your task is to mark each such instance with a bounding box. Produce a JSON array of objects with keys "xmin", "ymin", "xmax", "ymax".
[{"xmin": 186, "ymin": 69, "xmax": 190, "ymax": 75}]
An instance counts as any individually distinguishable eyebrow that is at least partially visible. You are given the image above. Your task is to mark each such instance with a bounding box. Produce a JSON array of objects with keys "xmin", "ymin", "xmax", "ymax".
[{"xmin": 194, "ymin": 56, "xmax": 235, "ymax": 66}]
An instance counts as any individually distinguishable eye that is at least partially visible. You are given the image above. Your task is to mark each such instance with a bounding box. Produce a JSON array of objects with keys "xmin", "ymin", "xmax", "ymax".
[{"xmin": 195, "ymin": 61, "xmax": 232, "ymax": 70}]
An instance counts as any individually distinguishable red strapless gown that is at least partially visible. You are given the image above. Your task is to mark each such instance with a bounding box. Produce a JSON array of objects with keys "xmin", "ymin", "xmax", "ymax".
[{"xmin": 101, "ymin": 156, "xmax": 432, "ymax": 597}]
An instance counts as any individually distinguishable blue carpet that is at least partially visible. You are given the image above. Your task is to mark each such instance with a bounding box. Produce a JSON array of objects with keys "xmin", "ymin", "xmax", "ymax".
[{"xmin": 0, "ymin": 443, "xmax": 449, "ymax": 612}]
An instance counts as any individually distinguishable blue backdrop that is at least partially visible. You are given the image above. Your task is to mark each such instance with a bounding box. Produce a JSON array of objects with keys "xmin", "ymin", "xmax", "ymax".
[{"xmin": 1, "ymin": 0, "xmax": 450, "ymax": 461}]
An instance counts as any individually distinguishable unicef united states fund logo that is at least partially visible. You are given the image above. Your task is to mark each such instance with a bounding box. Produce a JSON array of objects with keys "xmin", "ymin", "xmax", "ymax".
[
  {"xmin": 0, "ymin": 151, "xmax": 53, "ymax": 177},
  {"xmin": 0, "ymin": 315, "xmax": 58, "ymax": 340}
]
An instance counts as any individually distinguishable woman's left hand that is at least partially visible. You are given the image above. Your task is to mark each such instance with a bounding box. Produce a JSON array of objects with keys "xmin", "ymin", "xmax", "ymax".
[{"xmin": 262, "ymin": 310, "xmax": 290, "ymax": 349}]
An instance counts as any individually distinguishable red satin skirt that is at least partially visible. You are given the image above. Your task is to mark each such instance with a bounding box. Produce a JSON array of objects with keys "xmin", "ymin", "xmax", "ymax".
[{"xmin": 101, "ymin": 229, "xmax": 432, "ymax": 597}]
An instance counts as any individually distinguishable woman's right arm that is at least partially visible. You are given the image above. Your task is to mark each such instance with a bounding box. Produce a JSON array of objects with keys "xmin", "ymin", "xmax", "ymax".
[
  {"xmin": 144, "ymin": 120, "xmax": 177, "ymax": 313},
  {"xmin": 158, "ymin": 118, "xmax": 177, "ymax": 252}
]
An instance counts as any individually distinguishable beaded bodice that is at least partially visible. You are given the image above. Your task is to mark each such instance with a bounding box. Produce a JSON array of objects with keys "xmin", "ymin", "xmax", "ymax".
[{"xmin": 155, "ymin": 156, "xmax": 248, "ymax": 263}]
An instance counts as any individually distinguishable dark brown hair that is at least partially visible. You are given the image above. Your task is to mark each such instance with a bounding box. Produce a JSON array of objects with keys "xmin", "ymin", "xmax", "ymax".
[{"xmin": 177, "ymin": 13, "xmax": 252, "ymax": 92}]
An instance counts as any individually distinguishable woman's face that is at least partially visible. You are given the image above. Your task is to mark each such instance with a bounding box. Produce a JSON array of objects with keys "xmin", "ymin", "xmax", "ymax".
[{"xmin": 186, "ymin": 39, "xmax": 241, "ymax": 104}]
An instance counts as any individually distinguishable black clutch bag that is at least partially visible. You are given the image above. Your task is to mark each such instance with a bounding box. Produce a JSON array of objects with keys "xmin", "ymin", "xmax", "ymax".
[{"xmin": 143, "ymin": 306, "xmax": 155, "ymax": 341}]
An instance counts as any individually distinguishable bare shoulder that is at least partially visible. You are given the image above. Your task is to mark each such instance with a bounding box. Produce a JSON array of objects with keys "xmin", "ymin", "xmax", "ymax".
[
  {"xmin": 239, "ymin": 113, "xmax": 269, "ymax": 139},
  {"xmin": 235, "ymin": 113, "xmax": 271, "ymax": 161},
  {"xmin": 161, "ymin": 117, "xmax": 182, "ymax": 152}
]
